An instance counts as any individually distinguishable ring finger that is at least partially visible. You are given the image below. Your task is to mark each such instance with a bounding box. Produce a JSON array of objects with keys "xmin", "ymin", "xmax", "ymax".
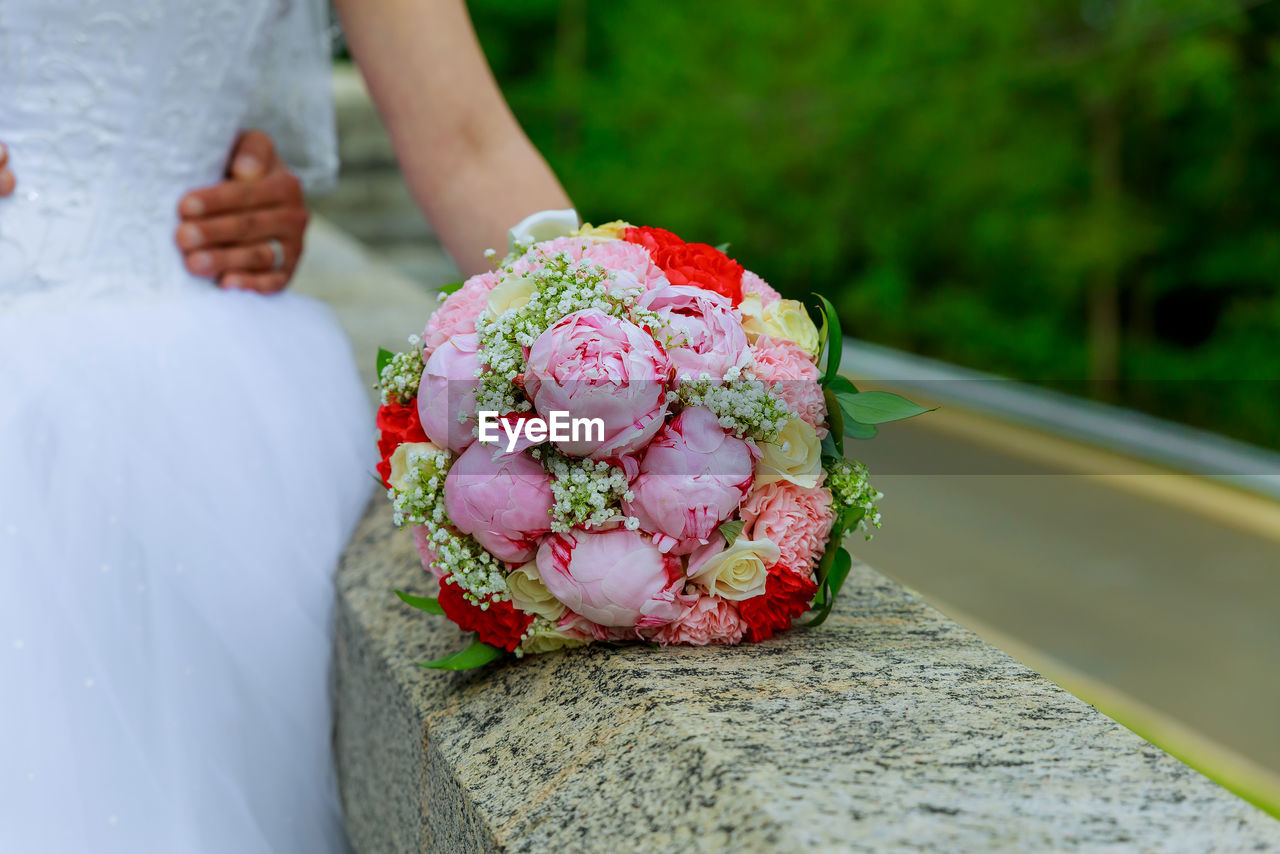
[
  {"xmin": 185, "ymin": 239, "xmax": 297, "ymax": 278},
  {"xmin": 176, "ymin": 207, "xmax": 306, "ymax": 250}
]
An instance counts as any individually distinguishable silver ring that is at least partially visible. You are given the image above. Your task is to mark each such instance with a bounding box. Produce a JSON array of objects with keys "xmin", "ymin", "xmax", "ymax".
[{"xmin": 267, "ymin": 238, "xmax": 286, "ymax": 272}]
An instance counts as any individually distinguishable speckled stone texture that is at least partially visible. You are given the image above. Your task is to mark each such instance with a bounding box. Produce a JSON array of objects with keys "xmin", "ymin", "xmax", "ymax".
[{"xmin": 334, "ymin": 500, "xmax": 1280, "ymax": 853}]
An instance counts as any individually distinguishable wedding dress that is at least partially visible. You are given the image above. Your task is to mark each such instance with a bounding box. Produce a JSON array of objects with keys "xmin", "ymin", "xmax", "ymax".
[{"xmin": 0, "ymin": 1, "xmax": 373, "ymax": 851}]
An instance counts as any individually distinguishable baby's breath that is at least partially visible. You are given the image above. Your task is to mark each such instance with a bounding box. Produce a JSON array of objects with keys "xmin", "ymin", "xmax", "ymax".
[
  {"xmin": 672, "ymin": 365, "xmax": 791, "ymax": 443},
  {"xmin": 824, "ymin": 458, "xmax": 883, "ymax": 540},
  {"xmin": 378, "ymin": 336, "xmax": 425, "ymax": 405},
  {"xmin": 532, "ymin": 446, "xmax": 636, "ymax": 532}
]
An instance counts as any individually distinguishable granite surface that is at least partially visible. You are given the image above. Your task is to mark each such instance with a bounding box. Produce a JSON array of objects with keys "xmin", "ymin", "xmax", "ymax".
[{"xmin": 334, "ymin": 500, "xmax": 1280, "ymax": 853}]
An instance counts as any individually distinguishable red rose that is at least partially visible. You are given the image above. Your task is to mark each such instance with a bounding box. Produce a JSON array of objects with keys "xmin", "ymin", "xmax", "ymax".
[
  {"xmin": 437, "ymin": 576, "xmax": 534, "ymax": 652},
  {"xmin": 376, "ymin": 399, "xmax": 429, "ymax": 487},
  {"xmin": 623, "ymin": 226, "xmax": 743, "ymax": 305},
  {"xmin": 737, "ymin": 566, "xmax": 817, "ymax": 643}
]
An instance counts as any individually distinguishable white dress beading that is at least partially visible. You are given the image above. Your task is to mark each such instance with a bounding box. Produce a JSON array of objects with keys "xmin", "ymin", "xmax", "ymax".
[{"xmin": 0, "ymin": 2, "xmax": 372, "ymax": 851}]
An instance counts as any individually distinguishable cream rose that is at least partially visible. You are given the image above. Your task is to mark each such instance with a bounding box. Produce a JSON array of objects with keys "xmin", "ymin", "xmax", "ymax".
[
  {"xmin": 520, "ymin": 623, "xmax": 591, "ymax": 655},
  {"xmin": 739, "ymin": 293, "xmax": 821, "ymax": 357},
  {"xmin": 686, "ymin": 537, "xmax": 780, "ymax": 600},
  {"xmin": 506, "ymin": 561, "xmax": 567, "ymax": 622},
  {"xmin": 485, "ymin": 274, "xmax": 536, "ymax": 318},
  {"xmin": 755, "ymin": 417, "xmax": 822, "ymax": 489},
  {"xmin": 575, "ymin": 220, "xmax": 632, "ymax": 242},
  {"xmin": 388, "ymin": 441, "xmax": 444, "ymax": 490}
]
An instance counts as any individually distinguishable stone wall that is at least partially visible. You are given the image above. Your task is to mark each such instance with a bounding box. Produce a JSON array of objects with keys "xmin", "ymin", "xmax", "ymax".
[{"xmin": 333, "ymin": 494, "xmax": 1280, "ymax": 852}]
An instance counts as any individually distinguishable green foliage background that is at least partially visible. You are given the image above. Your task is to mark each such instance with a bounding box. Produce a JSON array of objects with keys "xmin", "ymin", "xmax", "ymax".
[{"xmin": 467, "ymin": 0, "xmax": 1280, "ymax": 447}]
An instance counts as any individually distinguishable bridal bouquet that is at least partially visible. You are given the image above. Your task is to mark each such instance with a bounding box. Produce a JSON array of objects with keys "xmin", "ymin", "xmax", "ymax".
[{"xmin": 375, "ymin": 216, "xmax": 927, "ymax": 669}]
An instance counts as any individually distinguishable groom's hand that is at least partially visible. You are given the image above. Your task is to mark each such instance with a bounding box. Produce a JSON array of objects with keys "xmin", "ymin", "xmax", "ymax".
[
  {"xmin": 175, "ymin": 130, "xmax": 309, "ymax": 294},
  {"xmin": 0, "ymin": 142, "xmax": 14, "ymax": 197}
]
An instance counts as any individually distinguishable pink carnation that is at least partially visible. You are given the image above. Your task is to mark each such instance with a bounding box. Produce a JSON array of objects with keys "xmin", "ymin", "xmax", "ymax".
[
  {"xmin": 751, "ymin": 336, "xmax": 827, "ymax": 434},
  {"xmin": 513, "ymin": 237, "xmax": 669, "ymax": 291},
  {"xmin": 647, "ymin": 594, "xmax": 747, "ymax": 646},
  {"xmin": 742, "ymin": 270, "xmax": 781, "ymax": 305},
  {"xmin": 422, "ymin": 272, "xmax": 499, "ymax": 357},
  {"xmin": 740, "ymin": 482, "xmax": 835, "ymax": 574}
]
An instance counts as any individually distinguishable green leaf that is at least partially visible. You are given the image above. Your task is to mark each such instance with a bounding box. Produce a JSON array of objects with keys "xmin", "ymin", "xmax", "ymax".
[
  {"xmin": 837, "ymin": 390, "xmax": 933, "ymax": 425},
  {"xmin": 843, "ymin": 418, "xmax": 879, "ymax": 440},
  {"xmin": 826, "ymin": 375, "xmax": 859, "ymax": 396},
  {"xmin": 718, "ymin": 520, "xmax": 745, "ymax": 545},
  {"xmin": 839, "ymin": 505, "xmax": 866, "ymax": 533},
  {"xmin": 417, "ymin": 636, "xmax": 503, "ymax": 670},
  {"xmin": 805, "ymin": 548, "xmax": 853, "ymax": 627},
  {"xmin": 714, "ymin": 241, "xmax": 732, "ymax": 254},
  {"xmin": 827, "ymin": 548, "xmax": 855, "ymax": 602},
  {"xmin": 439, "ymin": 281, "xmax": 465, "ymax": 295},
  {"xmin": 823, "ymin": 387, "xmax": 846, "ymax": 457},
  {"xmin": 814, "ymin": 526, "xmax": 842, "ymax": 590},
  {"xmin": 395, "ymin": 589, "xmax": 444, "ymax": 614},
  {"xmin": 812, "ymin": 293, "xmax": 843, "ymax": 387},
  {"xmin": 376, "ymin": 347, "xmax": 395, "ymax": 378}
]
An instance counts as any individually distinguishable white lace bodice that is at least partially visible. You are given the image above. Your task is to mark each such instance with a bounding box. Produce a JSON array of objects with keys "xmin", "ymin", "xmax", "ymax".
[{"xmin": 0, "ymin": 0, "xmax": 322, "ymax": 308}]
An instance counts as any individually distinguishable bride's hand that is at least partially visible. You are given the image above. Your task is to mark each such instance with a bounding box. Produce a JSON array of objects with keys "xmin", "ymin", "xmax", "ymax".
[
  {"xmin": 0, "ymin": 142, "xmax": 14, "ymax": 196},
  {"xmin": 174, "ymin": 130, "xmax": 308, "ymax": 294}
]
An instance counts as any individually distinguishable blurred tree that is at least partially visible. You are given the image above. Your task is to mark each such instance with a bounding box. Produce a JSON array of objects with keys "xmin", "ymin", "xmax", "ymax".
[{"xmin": 466, "ymin": 0, "xmax": 1280, "ymax": 447}]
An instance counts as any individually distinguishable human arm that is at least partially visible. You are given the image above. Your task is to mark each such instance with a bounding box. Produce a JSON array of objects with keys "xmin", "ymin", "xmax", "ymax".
[{"xmin": 333, "ymin": 0, "xmax": 573, "ymax": 276}]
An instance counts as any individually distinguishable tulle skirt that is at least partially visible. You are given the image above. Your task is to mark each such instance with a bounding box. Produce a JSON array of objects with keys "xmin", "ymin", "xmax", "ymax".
[{"xmin": 0, "ymin": 286, "xmax": 374, "ymax": 852}]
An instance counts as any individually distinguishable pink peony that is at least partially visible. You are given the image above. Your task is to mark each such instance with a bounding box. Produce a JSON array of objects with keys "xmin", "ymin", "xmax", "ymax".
[
  {"xmin": 639, "ymin": 285, "xmax": 750, "ymax": 381},
  {"xmin": 443, "ymin": 441, "xmax": 554, "ymax": 563},
  {"xmin": 417, "ymin": 332, "xmax": 481, "ymax": 452},
  {"xmin": 422, "ymin": 272, "xmax": 499, "ymax": 357},
  {"xmin": 524, "ymin": 309, "xmax": 672, "ymax": 459},
  {"xmin": 536, "ymin": 529, "xmax": 688, "ymax": 628},
  {"xmin": 740, "ymin": 481, "xmax": 835, "ymax": 573},
  {"xmin": 513, "ymin": 237, "xmax": 669, "ymax": 291},
  {"xmin": 647, "ymin": 594, "xmax": 747, "ymax": 646},
  {"xmin": 623, "ymin": 406, "xmax": 756, "ymax": 554},
  {"xmin": 750, "ymin": 336, "xmax": 827, "ymax": 434},
  {"xmin": 410, "ymin": 524, "xmax": 445, "ymax": 581},
  {"xmin": 742, "ymin": 270, "xmax": 781, "ymax": 306}
]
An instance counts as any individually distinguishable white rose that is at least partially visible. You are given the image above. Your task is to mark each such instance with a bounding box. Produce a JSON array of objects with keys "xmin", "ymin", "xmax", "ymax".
[
  {"xmin": 755, "ymin": 417, "xmax": 821, "ymax": 489},
  {"xmin": 686, "ymin": 537, "xmax": 780, "ymax": 600},
  {"xmin": 506, "ymin": 561, "xmax": 566, "ymax": 622},
  {"xmin": 389, "ymin": 441, "xmax": 443, "ymax": 489},
  {"xmin": 740, "ymin": 293, "xmax": 821, "ymax": 357},
  {"xmin": 507, "ymin": 208, "xmax": 580, "ymax": 251},
  {"xmin": 485, "ymin": 274, "xmax": 536, "ymax": 318}
]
